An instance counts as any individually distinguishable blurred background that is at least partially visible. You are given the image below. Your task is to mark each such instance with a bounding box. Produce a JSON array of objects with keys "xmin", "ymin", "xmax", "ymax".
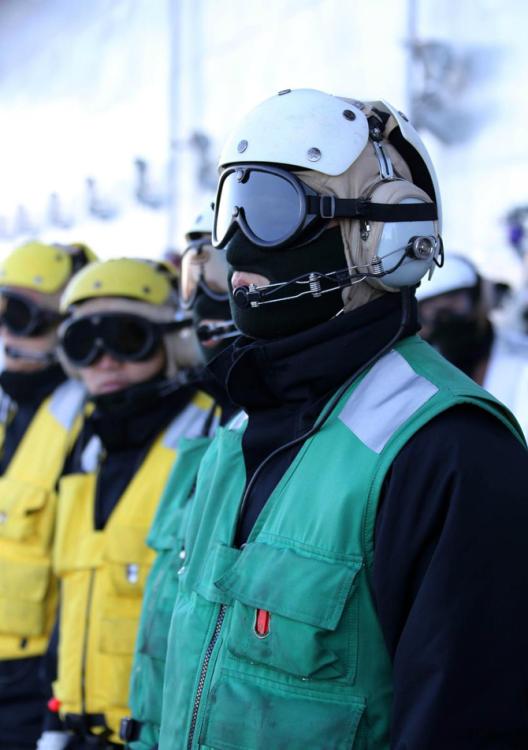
[{"xmin": 0, "ymin": 0, "xmax": 527, "ymax": 290}]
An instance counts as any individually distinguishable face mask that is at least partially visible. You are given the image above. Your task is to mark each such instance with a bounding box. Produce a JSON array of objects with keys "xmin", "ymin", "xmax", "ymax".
[
  {"xmin": 192, "ymin": 292, "xmax": 234, "ymax": 364},
  {"xmin": 225, "ymin": 226, "xmax": 347, "ymax": 339},
  {"xmin": 426, "ymin": 310, "xmax": 491, "ymax": 375}
]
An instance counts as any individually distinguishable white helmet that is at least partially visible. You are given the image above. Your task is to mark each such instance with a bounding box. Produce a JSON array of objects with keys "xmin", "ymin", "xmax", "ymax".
[
  {"xmin": 217, "ymin": 88, "xmax": 442, "ymax": 290},
  {"xmin": 416, "ymin": 253, "xmax": 479, "ymax": 301},
  {"xmin": 185, "ymin": 198, "xmax": 214, "ymax": 241}
]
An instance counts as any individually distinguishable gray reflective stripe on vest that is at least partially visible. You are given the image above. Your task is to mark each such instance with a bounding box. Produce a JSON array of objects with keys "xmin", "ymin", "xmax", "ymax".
[
  {"xmin": 226, "ymin": 410, "xmax": 248, "ymax": 431},
  {"xmin": 339, "ymin": 349, "xmax": 438, "ymax": 453},
  {"xmin": 80, "ymin": 435, "xmax": 104, "ymax": 473},
  {"xmin": 163, "ymin": 402, "xmax": 209, "ymax": 449},
  {"xmin": 49, "ymin": 380, "xmax": 86, "ymax": 430}
]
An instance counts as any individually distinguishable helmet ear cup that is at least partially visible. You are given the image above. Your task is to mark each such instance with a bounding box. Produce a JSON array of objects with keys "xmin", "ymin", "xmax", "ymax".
[{"xmin": 361, "ymin": 180, "xmax": 440, "ymax": 291}]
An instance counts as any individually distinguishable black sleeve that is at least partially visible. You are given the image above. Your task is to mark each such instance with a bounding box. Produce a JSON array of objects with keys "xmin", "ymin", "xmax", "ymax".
[{"xmin": 373, "ymin": 405, "xmax": 528, "ymax": 750}]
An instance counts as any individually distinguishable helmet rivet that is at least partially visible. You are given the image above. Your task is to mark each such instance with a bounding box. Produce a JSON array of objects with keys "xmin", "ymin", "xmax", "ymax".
[
  {"xmin": 307, "ymin": 147, "xmax": 322, "ymax": 162},
  {"xmin": 398, "ymin": 110, "xmax": 409, "ymax": 122},
  {"xmin": 33, "ymin": 275, "xmax": 43, "ymax": 284},
  {"xmin": 278, "ymin": 89, "xmax": 291, "ymax": 96},
  {"xmin": 370, "ymin": 126, "xmax": 382, "ymax": 141},
  {"xmin": 143, "ymin": 286, "xmax": 151, "ymax": 294},
  {"xmin": 343, "ymin": 109, "xmax": 356, "ymax": 121},
  {"xmin": 232, "ymin": 206, "xmax": 240, "ymax": 217},
  {"xmin": 55, "ymin": 254, "xmax": 64, "ymax": 261},
  {"xmin": 93, "ymin": 280, "xmax": 102, "ymax": 289},
  {"xmin": 237, "ymin": 140, "xmax": 248, "ymax": 153}
]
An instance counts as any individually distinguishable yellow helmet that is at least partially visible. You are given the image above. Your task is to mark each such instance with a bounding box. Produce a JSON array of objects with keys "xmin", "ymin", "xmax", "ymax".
[
  {"xmin": 61, "ymin": 258, "xmax": 179, "ymax": 312},
  {"xmin": 0, "ymin": 240, "xmax": 97, "ymax": 294},
  {"xmin": 60, "ymin": 258, "xmax": 199, "ymax": 377}
]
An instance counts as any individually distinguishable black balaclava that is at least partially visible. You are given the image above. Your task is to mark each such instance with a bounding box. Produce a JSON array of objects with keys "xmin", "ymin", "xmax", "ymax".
[
  {"xmin": 425, "ymin": 309, "xmax": 494, "ymax": 377},
  {"xmin": 225, "ymin": 226, "xmax": 347, "ymax": 339},
  {"xmin": 192, "ymin": 291, "xmax": 233, "ymax": 364}
]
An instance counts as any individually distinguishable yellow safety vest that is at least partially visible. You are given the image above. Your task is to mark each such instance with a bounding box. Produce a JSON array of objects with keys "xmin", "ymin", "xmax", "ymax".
[
  {"xmin": 52, "ymin": 392, "xmax": 214, "ymax": 743},
  {"xmin": 0, "ymin": 380, "xmax": 85, "ymax": 659}
]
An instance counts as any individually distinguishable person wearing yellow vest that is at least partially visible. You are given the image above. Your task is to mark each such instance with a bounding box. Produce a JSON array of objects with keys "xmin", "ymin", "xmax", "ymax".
[
  {"xmin": 0, "ymin": 241, "xmax": 95, "ymax": 750},
  {"xmin": 39, "ymin": 258, "xmax": 214, "ymax": 750},
  {"xmin": 158, "ymin": 90, "xmax": 528, "ymax": 750},
  {"xmin": 120, "ymin": 203, "xmax": 238, "ymax": 749}
]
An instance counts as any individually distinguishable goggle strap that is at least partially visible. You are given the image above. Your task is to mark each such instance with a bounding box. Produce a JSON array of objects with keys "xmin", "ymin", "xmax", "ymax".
[
  {"xmin": 305, "ymin": 196, "xmax": 438, "ymax": 223},
  {"xmin": 159, "ymin": 318, "xmax": 194, "ymax": 333}
]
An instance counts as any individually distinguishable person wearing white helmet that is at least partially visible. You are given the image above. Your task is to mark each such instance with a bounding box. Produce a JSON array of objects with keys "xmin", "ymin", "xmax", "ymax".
[
  {"xmin": 158, "ymin": 89, "xmax": 528, "ymax": 750},
  {"xmin": 119, "ymin": 206, "xmax": 238, "ymax": 750},
  {"xmin": 417, "ymin": 252, "xmax": 528, "ymax": 437},
  {"xmin": 0, "ymin": 241, "xmax": 95, "ymax": 750}
]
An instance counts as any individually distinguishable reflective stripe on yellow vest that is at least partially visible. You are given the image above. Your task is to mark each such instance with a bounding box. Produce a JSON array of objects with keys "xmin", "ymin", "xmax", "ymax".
[
  {"xmin": 0, "ymin": 380, "xmax": 86, "ymax": 659},
  {"xmin": 52, "ymin": 391, "xmax": 213, "ymax": 744}
]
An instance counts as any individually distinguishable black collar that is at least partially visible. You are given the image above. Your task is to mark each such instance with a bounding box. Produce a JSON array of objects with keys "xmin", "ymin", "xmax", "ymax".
[
  {"xmin": 209, "ymin": 293, "xmax": 419, "ymax": 413},
  {"xmin": 0, "ymin": 364, "xmax": 66, "ymax": 406}
]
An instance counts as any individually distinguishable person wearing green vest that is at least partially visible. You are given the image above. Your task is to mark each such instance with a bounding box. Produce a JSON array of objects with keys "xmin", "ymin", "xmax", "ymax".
[
  {"xmin": 38, "ymin": 258, "xmax": 215, "ymax": 750},
  {"xmin": 158, "ymin": 89, "xmax": 528, "ymax": 750},
  {"xmin": 120, "ymin": 204, "xmax": 237, "ymax": 749},
  {"xmin": 0, "ymin": 241, "xmax": 95, "ymax": 750}
]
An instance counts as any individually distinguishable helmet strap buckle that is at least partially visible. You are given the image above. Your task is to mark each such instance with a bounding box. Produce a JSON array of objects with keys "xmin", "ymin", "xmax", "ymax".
[
  {"xmin": 319, "ymin": 195, "xmax": 336, "ymax": 219},
  {"xmin": 372, "ymin": 140, "xmax": 394, "ymax": 180}
]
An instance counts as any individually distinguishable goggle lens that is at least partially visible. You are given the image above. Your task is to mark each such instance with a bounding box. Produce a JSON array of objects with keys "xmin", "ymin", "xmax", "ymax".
[
  {"xmin": 214, "ymin": 167, "xmax": 305, "ymax": 248},
  {"xmin": 180, "ymin": 243, "xmax": 230, "ymax": 308},
  {"xmin": 61, "ymin": 314, "xmax": 159, "ymax": 367},
  {"xmin": 2, "ymin": 296, "xmax": 32, "ymax": 333},
  {"xmin": 0, "ymin": 292, "xmax": 60, "ymax": 336}
]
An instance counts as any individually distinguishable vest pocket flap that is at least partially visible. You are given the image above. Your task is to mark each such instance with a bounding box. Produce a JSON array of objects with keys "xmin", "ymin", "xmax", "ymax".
[
  {"xmin": 194, "ymin": 543, "xmax": 242, "ymax": 604},
  {"xmin": 215, "ymin": 542, "xmax": 362, "ymax": 630},
  {"xmin": 104, "ymin": 527, "xmax": 154, "ymax": 596},
  {"xmin": 0, "ymin": 480, "xmax": 50, "ymax": 541}
]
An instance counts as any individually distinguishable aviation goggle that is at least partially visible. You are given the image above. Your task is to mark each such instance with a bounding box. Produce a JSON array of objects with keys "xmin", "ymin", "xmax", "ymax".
[
  {"xmin": 0, "ymin": 291, "xmax": 63, "ymax": 337},
  {"xmin": 180, "ymin": 240, "xmax": 230, "ymax": 309},
  {"xmin": 60, "ymin": 313, "xmax": 188, "ymax": 367},
  {"xmin": 213, "ymin": 164, "xmax": 438, "ymax": 250}
]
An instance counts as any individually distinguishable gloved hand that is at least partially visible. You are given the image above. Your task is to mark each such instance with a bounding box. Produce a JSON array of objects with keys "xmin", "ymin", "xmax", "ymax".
[{"xmin": 36, "ymin": 731, "xmax": 72, "ymax": 750}]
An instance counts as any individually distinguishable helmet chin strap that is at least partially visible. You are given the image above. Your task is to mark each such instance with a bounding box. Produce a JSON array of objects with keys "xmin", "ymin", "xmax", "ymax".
[
  {"xmin": 233, "ymin": 236, "xmax": 442, "ymax": 310},
  {"xmin": 196, "ymin": 321, "xmax": 238, "ymax": 342},
  {"xmin": 4, "ymin": 344, "xmax": 58, "ymax": 365}
]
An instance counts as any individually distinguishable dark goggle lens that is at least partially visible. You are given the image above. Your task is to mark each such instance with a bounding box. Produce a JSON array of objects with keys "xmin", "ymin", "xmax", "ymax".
[
  {"xmin": 106, "ymin": 316, "xmax": 153, "ymax": 357},
  {"xmin": 1, "ymin": 295, "xmax": 33, "ymax": 333},
  {"xmin": 61, "ymin": 318, "xmax": 98, "ymax": 364},
  {"xmin": 61, "ymin": 315, "xmax": 157, "ymax": 366},
  {"xmin": 215, "ymin": 169, "xmax": 304, "ymax": 247}
]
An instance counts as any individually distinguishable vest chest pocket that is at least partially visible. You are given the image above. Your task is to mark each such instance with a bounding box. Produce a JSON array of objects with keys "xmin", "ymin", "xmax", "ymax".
[
  {"xmin": 0, "ymin": 479, "xmax": 52, "ymax": 546},
  {"xmin": 0, "ymin": 555, "xmax": 52, "ymax": 636},
  {"xmin": 104, "ymin": 526, "xmax": 153, "ymax": 598},
  {"xmin": 215, "ymin": 541, "xmax": 363, "ymax": 685}
]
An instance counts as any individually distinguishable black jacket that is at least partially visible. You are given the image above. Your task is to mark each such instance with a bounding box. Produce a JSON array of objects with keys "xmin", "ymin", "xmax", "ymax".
[{"xmin": 209, "ymin": 292, "xmax": 528, "ymax": 750}]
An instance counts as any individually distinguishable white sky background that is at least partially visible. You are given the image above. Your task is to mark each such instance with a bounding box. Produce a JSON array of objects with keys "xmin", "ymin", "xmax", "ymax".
[{"xmin": 0, "ymin": 0, "xmax": 526, "ymax": 286}]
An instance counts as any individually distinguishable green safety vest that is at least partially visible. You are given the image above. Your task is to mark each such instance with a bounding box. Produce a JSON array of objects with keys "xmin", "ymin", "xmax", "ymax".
[
  {"xmin": 126, "ymin": 434, "xmax": 217, "ymax": 750},
  {"xmin": 158, "ymin": 337, "xmax": 524, "ymax": 750}
]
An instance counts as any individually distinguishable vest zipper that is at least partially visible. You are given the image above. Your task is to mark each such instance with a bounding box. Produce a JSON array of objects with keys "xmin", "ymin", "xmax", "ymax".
[
  {"xmin": 80, "ymin": 570, "xmax": 95, "ymax": 715},
  {"xmin": 186, "ymin": 604, "xmax": 227, "ymax": 750}
]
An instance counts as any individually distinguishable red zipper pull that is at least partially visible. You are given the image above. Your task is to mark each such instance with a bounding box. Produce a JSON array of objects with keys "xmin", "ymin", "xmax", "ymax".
[{"xmin": 254, "ymin": 608, "xmax": 271, "ymax": 638}]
